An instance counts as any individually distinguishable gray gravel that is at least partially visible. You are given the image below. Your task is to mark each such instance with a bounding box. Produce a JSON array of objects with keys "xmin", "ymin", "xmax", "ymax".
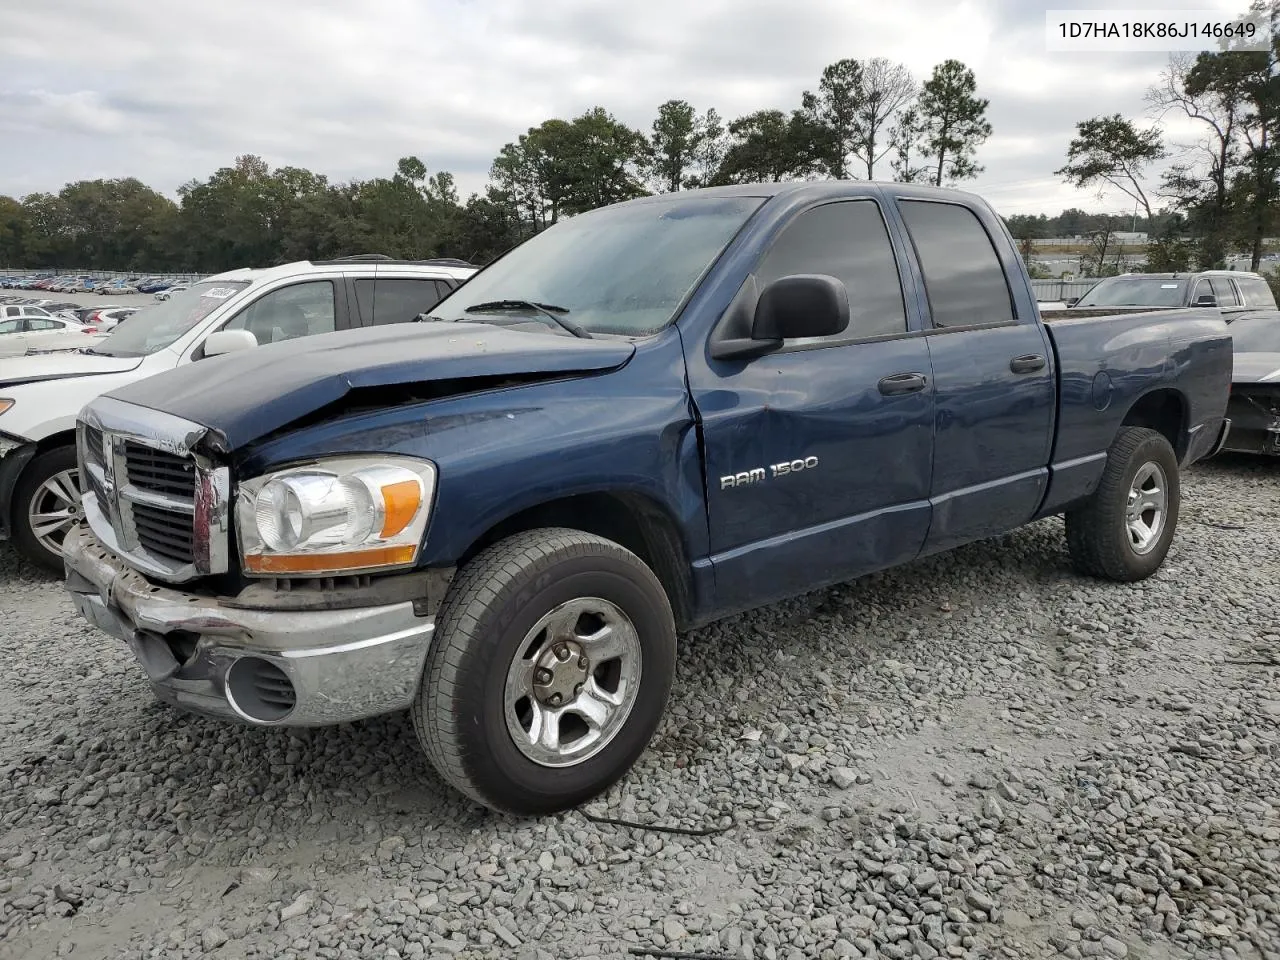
[{"xmin": 2, "ymin": 454, "xmax": 1279, "ymax": 960}]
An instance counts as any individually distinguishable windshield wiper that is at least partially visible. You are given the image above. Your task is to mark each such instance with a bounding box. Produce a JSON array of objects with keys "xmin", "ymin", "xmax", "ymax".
[{"xmin": 464, "ymin": 300, "xmax": 592, "ymax": 339}]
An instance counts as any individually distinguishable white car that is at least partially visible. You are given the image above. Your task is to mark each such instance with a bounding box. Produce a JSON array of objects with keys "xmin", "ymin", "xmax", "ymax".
[
  {"xmin": 0, "ymin": 305, "xmax": 53, "ymax": 320},
  {"xmin": 0, "ymin": 257, "xmax": 476, "ymax": 569},
  {"xmin": 82, "ymin": 307, "xmax": 137, "ymax": 330},
  {"xmin": 0, "ymin": 315, "xmax": 99, "ymax": 358},
  {"xmin": 154, "ymin": 284, "xmax": 187, "ymax": 301}
]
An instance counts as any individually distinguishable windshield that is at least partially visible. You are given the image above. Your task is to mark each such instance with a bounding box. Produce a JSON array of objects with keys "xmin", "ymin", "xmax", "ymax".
[
  {"xmin": 1076, "ymin": 277, "xmax": 1188, "ymax": 307},
  {"xmin": 91, "ymin": 281, "xmax": 250, "ymax": 357},
  {"xmin": 1230, "ymin": 315, "xmax": 1280, "ymax": 353},
  {"xmin": 433, "ymin": 195, "xmax": 765, "ymax": 336}
]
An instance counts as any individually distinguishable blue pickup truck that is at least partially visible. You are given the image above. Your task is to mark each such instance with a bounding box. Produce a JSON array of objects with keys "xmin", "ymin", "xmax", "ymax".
[{"xmin": 63, "ymin": 183, "xmax": 1232, "ymax": 814}]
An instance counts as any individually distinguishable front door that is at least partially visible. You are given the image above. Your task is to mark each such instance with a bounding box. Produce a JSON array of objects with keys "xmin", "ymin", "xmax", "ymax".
[{"xmin": 685, "ymin": 198, "xmax": 937, "ymax": 614}]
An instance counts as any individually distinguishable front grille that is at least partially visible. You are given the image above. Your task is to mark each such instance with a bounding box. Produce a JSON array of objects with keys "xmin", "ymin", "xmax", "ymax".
[
  {"xmin": 132, "ymin": 501, "xmax": 195, "ymax": 563},
  {"xmin": 81, "ymin": 424, "xmax": 107, "ymax": 513},
  {"xmin": 124, "ymin": 441, "xmax": 195, "ymax": 497},
  {"xmin": 77, "ymin": 397, "xmax": 230, "ymax": 581}
]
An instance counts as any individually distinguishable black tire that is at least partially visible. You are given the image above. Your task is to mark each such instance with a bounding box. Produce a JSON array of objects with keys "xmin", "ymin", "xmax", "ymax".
[
  {"xmin": 412, "ymin": 528, "xmax": 676, "ymax": 814},
  {"xmin": 1065, "ymin": 427, "xmax": 1180, "ymax": 582},
  {"xmin": 12, "ymin": 445, "xmax": 80, "ymax": 573}
]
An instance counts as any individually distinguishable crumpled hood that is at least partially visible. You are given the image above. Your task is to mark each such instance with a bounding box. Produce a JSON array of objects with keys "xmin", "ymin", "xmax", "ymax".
[
  {"xmin": 0, "ymin": 349, "xmax": 143, "ymax": 387},
  {"xmin": 1232, "ymin": 351, "xmax": 1280, "ymax": 384},
  {"xmin": 106, "ymin": 321, "xmax": 635, "ymax": 451}
]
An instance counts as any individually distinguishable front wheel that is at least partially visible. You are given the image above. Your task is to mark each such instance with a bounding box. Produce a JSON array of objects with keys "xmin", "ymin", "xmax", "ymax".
[
  {"xmin": 12, "ymin": 446, "xmax": 81, "ymax": 573},
  {"xmin": 412, "ymin": 528, "xmax": 676, "ymax": 814},
  {"xmin": 1065, "ymin": 426, "xmax": 1180, "ymax": 582}
]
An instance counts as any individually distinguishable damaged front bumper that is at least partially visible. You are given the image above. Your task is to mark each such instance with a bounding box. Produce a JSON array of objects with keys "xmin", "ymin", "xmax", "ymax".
[{"xmin": 63, "ymin": 523, "xmax": 437, "ymax": 726}]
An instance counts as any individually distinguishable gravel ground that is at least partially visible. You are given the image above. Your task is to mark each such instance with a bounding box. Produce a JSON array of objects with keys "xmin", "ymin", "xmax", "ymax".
[{"xmin": 1, "ymin": 455, "xmax": 1278, "ymax": 960}]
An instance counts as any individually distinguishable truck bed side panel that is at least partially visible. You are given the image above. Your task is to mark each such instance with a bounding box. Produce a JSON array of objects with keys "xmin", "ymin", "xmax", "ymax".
[{"xmin": 1038, "ymin": 309, "xmax": 1232, "ymax": 516}]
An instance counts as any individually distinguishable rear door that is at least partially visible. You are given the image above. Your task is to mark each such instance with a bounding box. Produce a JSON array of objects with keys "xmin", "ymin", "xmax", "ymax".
[
  {"xmin": 686, "ymin": 197, "xmax": 936, "ymax": 612},
  {"xmin": 893, "ymin": 198, "xmax": 1055, "ymax": 554}
]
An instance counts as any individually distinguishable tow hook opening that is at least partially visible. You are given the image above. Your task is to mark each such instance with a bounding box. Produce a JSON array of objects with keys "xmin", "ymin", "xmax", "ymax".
[{"xmin": 225, "ymin": 657, "xmax": 297, "ymax": 723}]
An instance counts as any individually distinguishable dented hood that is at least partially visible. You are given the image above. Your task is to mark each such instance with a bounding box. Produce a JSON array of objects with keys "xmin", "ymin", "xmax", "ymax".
[{"xmin": 106, "ymin": 321, "xmax": 635, "ymax": 451}]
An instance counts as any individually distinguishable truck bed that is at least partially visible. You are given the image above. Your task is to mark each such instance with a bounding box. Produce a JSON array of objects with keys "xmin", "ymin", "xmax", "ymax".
[{"xmin": 1035, "ymin": 306, "xmax": 1233, "ymax": 516}]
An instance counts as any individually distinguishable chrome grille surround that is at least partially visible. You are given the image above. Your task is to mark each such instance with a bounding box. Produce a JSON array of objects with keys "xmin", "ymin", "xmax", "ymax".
[{"xmin": 76, "ymin": 396, "xmax": 230, "ymax": 583}]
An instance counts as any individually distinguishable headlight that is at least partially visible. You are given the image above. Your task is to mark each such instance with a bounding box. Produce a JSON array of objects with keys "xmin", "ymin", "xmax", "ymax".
[
  {"xmin": 0, "ymin": 399, "xmax": 13, "ymax": 416},
  {"xmin": 236, "ymin": 456, "xmax": 437, "ymax": 576}
]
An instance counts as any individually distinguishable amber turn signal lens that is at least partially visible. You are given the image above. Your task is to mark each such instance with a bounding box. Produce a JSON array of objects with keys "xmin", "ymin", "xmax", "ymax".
[
  {"xmin": 244, "ymin": 544, "xmax": 416, "ymax": 575},
  {"xmin": 379, "ymin": 480, "xmax": 422, "ymax": 539}
]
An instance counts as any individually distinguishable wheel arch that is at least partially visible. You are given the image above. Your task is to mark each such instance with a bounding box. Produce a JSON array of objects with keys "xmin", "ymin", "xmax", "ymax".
[
  {"xmin": 1119, "ymin": 388, "xmax": 1188, "ymax": 462},
  {"xmin": 456, "ymin": 491, "xmax": 695, "ymax": 631}
]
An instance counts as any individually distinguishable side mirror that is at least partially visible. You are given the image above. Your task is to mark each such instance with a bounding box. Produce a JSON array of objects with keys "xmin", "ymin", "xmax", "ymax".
[
  {"xmin": 202, "ymin": 329, "xmax": 258, "ymax": 357},
  {"xmin": 1063, "ymin": 297, "xmax": 1079, "ymax": 307},
  {"xmin": 753, "ymin": 274, "xmax": 850, "ymax": 341},
  {"xmin": 1194, "ymin": 294, "xmax": 1218, "ymax": 307},
  {"xmin": 709, "ymin": 275, "xmax": 849, "ymax": 361}
]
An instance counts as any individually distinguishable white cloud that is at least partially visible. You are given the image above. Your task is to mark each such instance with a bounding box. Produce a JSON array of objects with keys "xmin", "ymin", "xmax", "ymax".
[{"xmin": 0, "ymin": 0, "xmax": 1256, "ymax": 213}]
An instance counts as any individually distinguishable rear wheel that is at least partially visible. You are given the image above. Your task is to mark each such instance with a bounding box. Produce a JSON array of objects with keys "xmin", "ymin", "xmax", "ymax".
[
  {"xmin": 13, "ymin": 446, "xmax": 80, "ymax": 573},
  {"xmin": 412, "ymin": 528, "xmax": 676, "ymax": 814},
  {"xmin": 1065, "ymin": 427, "xmax": 1180, "ymax": 582}
]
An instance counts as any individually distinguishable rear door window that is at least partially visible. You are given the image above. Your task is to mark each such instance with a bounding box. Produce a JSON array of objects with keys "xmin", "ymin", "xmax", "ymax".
[
  {"xmin": 1209, "ymin": 277, "xmax": 1240, "ymax": 307},
  {"xmin": 898, "ymin": 200, "xmax": 1014, "ymax": 328},
  {"xmin": 353, "ymin": 278, "xmax": 374, "ymax": 324},
  {"xmin": 1236, "ymin": 276, "xmax": 1278, "ymax": 308},
  {"xmin": 372, "ymin": 278, "xmax": 449, "ymax": 325}
]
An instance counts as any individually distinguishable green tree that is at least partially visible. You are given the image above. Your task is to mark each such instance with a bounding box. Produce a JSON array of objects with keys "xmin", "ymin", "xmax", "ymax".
[
  {"xmin": 888, "ymin": 107, "xmax": 928, "ymax": 183},
  {"xmin": 649, "ymin": 99, "xmax": 700, "ymax": 192},
  {"xmin": 0, "ymin": 196, "xmax": 25, "ymax": 265},
  {"xmin": 714, "ymin": 109, "xmax": 828, "ymax": 183},
  {"xmin": 687, "ymin": 109, "xmax": 727, "ymax": 188},
  {"xmin": 1056, "ymin": 114, "xmax": 1165, "ymax": 222},
  {"xmin": 800, "ymin": 59, "xmax": 864, "ymax": 178},
  {"xmin": 914, "ymin": 60, "xmax": 992, "ymax": 186}
]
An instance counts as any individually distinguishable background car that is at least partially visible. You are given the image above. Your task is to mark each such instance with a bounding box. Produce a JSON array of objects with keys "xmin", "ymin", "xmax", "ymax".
[
  {"xmin": 1221, "ymin": 313, "xmax": 1280, "ymax": 456},
  {"xmin": 0, "ymin": 314, "xmax": 100, "ymax": 358},
  {"xmin": 154, "ymin": 283, "xmax": 187, "ymax": 301}
]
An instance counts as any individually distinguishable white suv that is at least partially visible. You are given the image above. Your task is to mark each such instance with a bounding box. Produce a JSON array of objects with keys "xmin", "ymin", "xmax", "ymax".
[{"xmin": 0, "ymin": 256, "xmax": 476, "ymax": 569}]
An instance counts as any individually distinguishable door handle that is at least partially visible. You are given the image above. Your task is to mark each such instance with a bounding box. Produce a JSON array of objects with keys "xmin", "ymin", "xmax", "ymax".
[
  {"xmin": 878, "ymin": 372, "xmax": 928, "ymax": 396},
  {"xmin": 1009, "ymin": 354, "xmax": 1046, "ymax": 374}
]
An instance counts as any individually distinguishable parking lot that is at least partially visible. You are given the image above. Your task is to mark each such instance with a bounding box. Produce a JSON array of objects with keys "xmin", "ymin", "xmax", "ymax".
[{"xmin": 1, "ymin": 455, "xmax": 1277, "ymax": 960}]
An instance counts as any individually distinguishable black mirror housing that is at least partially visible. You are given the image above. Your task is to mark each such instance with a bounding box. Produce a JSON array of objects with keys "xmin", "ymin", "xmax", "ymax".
[
  {"xmin": 1194, "ymin": 294, "xmax": 1218, "ymax": 307},
  {"xmin": 752, "ymin": 274, "xmax": 850, "ymax": 341}
]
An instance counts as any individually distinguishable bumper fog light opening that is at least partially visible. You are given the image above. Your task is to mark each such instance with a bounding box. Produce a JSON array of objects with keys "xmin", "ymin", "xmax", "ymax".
[{"xmin": 225, "ymin": 656, "xmax": 297, "ymax": 724}]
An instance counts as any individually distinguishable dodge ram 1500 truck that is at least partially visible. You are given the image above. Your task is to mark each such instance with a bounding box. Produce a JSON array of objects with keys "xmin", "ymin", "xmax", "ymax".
[{"xmin": 63, "ymin": 183, "xmax": 1233, "ymax": 814}]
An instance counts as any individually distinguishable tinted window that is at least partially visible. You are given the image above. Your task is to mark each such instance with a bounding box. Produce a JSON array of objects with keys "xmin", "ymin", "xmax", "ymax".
[
  {"xmin": 28, "ymin": 319, "xmax": 60, "ymax": 330},
  {"xmin": 0, "ymin": 319, "xmax": 20, "ymax": 333},
  {"xmin": 1236, "ymin": 276, "xmax": 1278, "ymax": 309},
  {"xmin": 1209, "ymin": 277, "xmax": 1240, "ymax": 307},
  {"xmin": 354, "ymin": 278, "xmax": 374, "ymax": 324},
  {"xmin": 756, "ymin": 200, "xmax": 906, "ymax": 340},
  {"xmin": 224, "ymin": 281, "xmax": 336, "ymax": 345},
  {"xmin": 899, "ymin": 201, "xmax": 1013, "ymax": 327},
  {"xmin": 373, "ymin": 278, "xmax": 447, "ymax": 325}
]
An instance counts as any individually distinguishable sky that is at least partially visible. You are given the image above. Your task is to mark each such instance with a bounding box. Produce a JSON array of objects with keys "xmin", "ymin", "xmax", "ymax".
[{"xmin": 0, "ymin": 0, "xmax": 1259, "ymax": 217}]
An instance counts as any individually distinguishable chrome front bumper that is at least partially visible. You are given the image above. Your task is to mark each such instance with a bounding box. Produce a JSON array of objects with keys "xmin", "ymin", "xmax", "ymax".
[{"xmin": 62, "ymin": 524, "xmax": 435, "ymax": 726}]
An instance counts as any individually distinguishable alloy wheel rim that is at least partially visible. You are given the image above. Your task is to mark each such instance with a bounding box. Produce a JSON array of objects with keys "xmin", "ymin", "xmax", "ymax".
[
  {"xmin": 1125, "ymin": 461, "xmax": 1168, "ymax": 555},
  {"xmin": 29, "ymin": 467, "xmax": 81, "ymax": 557},
  {"xmin": 503, "ymin": 596, "xmax": 642, "ymax": 768}
]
